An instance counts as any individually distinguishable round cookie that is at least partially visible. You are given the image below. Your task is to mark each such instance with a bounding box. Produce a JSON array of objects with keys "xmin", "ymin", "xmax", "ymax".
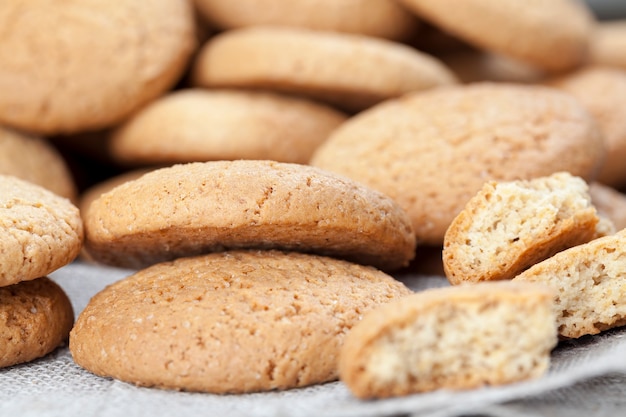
[
  {"xmin": 69, "ymin": 250, "xmax": 412, "ymax": 393},
  {"xmin": 108, "ymin": 89, "xmax": 347, "ymax": 166},
  {"xmin": 193, "ymin": 0, "xmax": 419, "ymax": 41},
  {"xmin": 513, "ymin": 229, "xmax": 626, "ymax": 338},
  {"xmin": 339, "ymin": 281, "xmax": 557, "ymax": 398},
  {"xmin": 1, "ymin": 277, "xmax": 74, "ymax": 368},
  {"xmin": 549, "ymin": 67, "xmax": 626, "ymax": 188},
  {"xmin": 191, "ymin": 26, "xmax": 457, "ymax": 112},
  {"xmin": 398, "ymin": 0, "xmax": 593, "ymax": 72},
  {"xmin": 589, "ymin": 20, "xmax": 626, "ymax": 70},
  {"xmin": 310, "ymin": 82, "xmax": 605, "ymax": 245},
  {"xmin": 83, "ymin": 160, "xmax": 416, "ymax": 271},
  {"xmin": 0, "ymin": 175, "xmax": 83, "ymax": 287},
  {"xmin": 0, "ymin": 0, "xmax": 197, "ymax": 135},
  {"xmin": 0, "ymin": 126, "xmax": 76, "ymax": 200}
]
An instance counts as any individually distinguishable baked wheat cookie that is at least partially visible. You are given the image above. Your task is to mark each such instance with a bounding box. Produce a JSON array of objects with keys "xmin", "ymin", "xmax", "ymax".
[
  {"xmin": 589, "ymin": 20, "xmax": 626, "ymax": 70},
  {"xmin": 108, "ymin": 89, "xmax": 347, "ymax": 166},
  {"xmin": 70, "ymin": 250, "xmax": 412, "ymax": 393},
  {"xmin": 193, "ymin": 0, "xmax": 419, "ymax": 41},
  {"xmin": 339, "ymin": 281, "xmax": 557, "ymax": 398},
  {"xmin": 311, "ymin": 83, "xmax": 605, "ymax": 245},
  {"xmin": 0, "ymin": 0, "xmax": 196, "ymax": 135},
  {"xmin": 513, "ymin": 229, "xmax": 626, "ymax": 338},
  {"xmin": 399, "ymin": 0, "xmax": 594, "ymax": 72},
  {"xmin": 191, "ymin": 26, "xmax": 457, "ymax": 112},
  {"xmin": 0, "ymin": 126, "xmax": 76, "ymax": 200},
  {"xmin": 590, "ymin": 182, "xmax": 626, "ymax": 232},
  {"xmin": 443, "ymin": 173, "xmax": 602, "ymax": 285},
  {"xmin": 549, "ymin": 67, "xmax": 626, "ymax": 188},
  {"xmin": 83, "ymin": 160, "xmax": 416, "ymax": 270},
  {"xmin": 0, "ymin": 277, "xmax": 74, "ymax": 368},
  {"xmin": 0, "ymin": 175, "xmax": 83, "ymax": 287}
]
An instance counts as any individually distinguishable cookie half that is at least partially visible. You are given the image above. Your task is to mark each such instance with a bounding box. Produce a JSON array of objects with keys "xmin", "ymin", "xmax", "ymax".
[
  {"xmin": 0, "ymin": 175, "xmax": 83, "ymax": 287},
  {"xmin": 0, "ymin": 0, "xmax": 196, "ymax": 134},
  {"xmin": 193, "ymin": 0, "xmax": 419, "ymax": 41},
  {"xmin": 513, "ymin": 229, "xmax": 626, "ymax": 338},
  {"xmin": 83, "ymin": 160, "xmax": 416, "ymax": 270},
  {"xmin": 443, "ymin": 173, "xmax": 601, "ymax": 285},
  {"xmin": 0, "ymin": 277, "xmax": 74, "ymax": 368},
  {"xmin": 0, "ymin": 126, "xmax": 76, "ymax": 200},
  {"xmin": 70, "ymin": 250, "xmax": 412, "ymax": 393},
  {"xmin": 399, "ymin": 0, "xmax": 593, "ymax": 72},
  {"xmin": 192, "ymin": 26, "xmax": 457, "ymax": 112},
  {"xmin": 339, "ymin": 281, "xmax": 557, "ymax": 398},
  {"xmin": 311, "ymin": 82, "xmax": 605, "ymax": 245},
  {"xmin": 108, "ymin": 89, "xmax": 347, "ymax": 165}
]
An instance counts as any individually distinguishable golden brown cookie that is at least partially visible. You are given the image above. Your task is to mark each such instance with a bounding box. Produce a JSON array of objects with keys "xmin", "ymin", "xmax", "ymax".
[
  {"xmin": 193, "ymin": 0, "xmax": 419, "ymax": 41},
  {"xmin": 192, "ymin": 26, "xmax": 457, "ymax": 112},
  {"xmin": 590, "ymin": 182, "xmax": 626, "ymax": 232},
  {"xmin": 0, "ymin": 0, "xmax": 196, "ymax": 135},
  {"xmin": 443, "ymin": 173, "xmax": 602, "ymax": 285},
  {"xmin": 399, "ymin": 0, "xmax": 594, "ymax": 72},
  {"xmin": 83, "ymin": 160, "xmax": 416, "ymax": 271},
  {"xmin": 589, "ymin": 20, "xmax": 626, "ymax": 70},
  {"xmin": 513, "ymin": 229, "xmax": 626, "ymax": 338},
  {"xmin": 108, "ymin": 89, "xmax": 347, "ymax": 166},
  {"xmin": 549, "ymin": 67, "xmax": 626, "ymax": 188},
  {"xmin": 311, "ymin": 83, "xmax": 605, "ymax": 246},
  {"xmin": 69, "ymin": 250, "xmax": 412, "ymax": 393},
  {"xmin": 339, "ymin": 281, "xmax": 557, "ymax": 398},
  {"xmin": 0, "ymin": 126, "xmax": 76, "ymax": 200},
  {"xmin": 0, "ymin": 277, "xmax": 74, "ymax": 368},
  {"xmin": 0, "ymin": 175, "xmax": 83, "ymax": 287}
]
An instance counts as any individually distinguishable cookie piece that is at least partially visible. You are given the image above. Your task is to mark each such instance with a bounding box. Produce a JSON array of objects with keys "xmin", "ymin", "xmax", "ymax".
[
  {"xmin": 0, "ymin": 175, "xmax": 83, "ymax": 287},
  {"xmin": 443, "ymin": 173, "xmax": 601, "ymax": 285},
  {"xmin": 0, "ymin": 0, "xmax": 196, "ymax": 135},
  {"xmin": 70, "ymin": 250, "xmax": 412, "ymax": 393},
  {"xmin": 513, "ymin": 229, "xmax": 626, "ymax": 338},
  {"xmin": 0, "ymin": 277, "xmax": 74, "ymax": 368},
  {"xmin": 83, "ymin": 160, "xmax": 416, "ymax": 270},
  {"xmin": 191, "ymin": 27, "xmax": 457, "ymax": 112},
  {"xmin": 108, "ymin": 89, "xmax": 347, "ymax": 166},
  {"xmin": 193, "ymin": 0, "xmax": 419, "ymax": 41},
  {"xmin": 549, "ymin": 67, "xmax": 626, "ymax": 188},
  {"xmin": 311, "ymin": 83, "xmax": 605, "ymax": 245},
  {"xmin": 589, "ymin": 20, "xmax": 626, "ymax": 70},
  {"xmin": 590, "ymin": 182, "xmax": 626, "ymax": 232},
  {"xmin": 0, "ymin": 126, "xmax": 76, "ymax": 200},
  {"xmin": 399, "ymin": 0, "xmax": 593, "ymax": 72},
  {"xmin": 339, "ymin": 281, "xmax": 557, "ymax": 398}
]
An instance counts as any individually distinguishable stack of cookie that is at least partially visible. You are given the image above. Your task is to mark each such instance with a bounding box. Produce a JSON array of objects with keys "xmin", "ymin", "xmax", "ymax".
[
  {"xmin": 2, "ymin": 0, "xmax": 626, "ymax": 402},
  {"xmin": 0, "ymin": 175, "xmax": 82, "ymax": 368}
]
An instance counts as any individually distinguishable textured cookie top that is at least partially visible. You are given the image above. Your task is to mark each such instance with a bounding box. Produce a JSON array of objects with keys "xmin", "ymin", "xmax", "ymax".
[
  {"xmin": 109, "ymin": 89, "xmax": 347, "ymax": 165},
  {"xmin": 0, "ymin": 126, "xmax": 76, "ymax": 200},
  {"xmin": 399, "ymin": 0, "xmax": 593, "ymax": 72},
  {"xmin": 443, "ymin": 172, "xmax": 601, "ymax": 285},
  {"xmin": 194, "ymin": 0, "xmax": 419, "ymax": 41},
  {"xmin": 69, "ymin": 250, "xmax": 412, "ymax": 393},
  {"xmin": 513, "ymin": 229, "xmax": 626, "ymax": 338},
  {"xmin": 0, "ymin": 0, "xmax": 196, "ymax": 134},
  {"xmin": 84, "ymin": 160, "xmax": 416, "ymax": 270},
  {"xmin": 339, "ymin": 281, "xmax": 557, "ymax": 398},
  {"xmin": 0, "ymin": 277, "xmax": 74, "ymax": 368},
  {"xmin": 192, "ymin": 26, "xmax": 457, "ymax": 112},
  {"xmin": 0, "ymin": 175, "xmax": 83, "ymax": 287},
  {"xmin": 311, "ymin": 82, "xmax": 605, "ymax": 245},
  {"xmin": 550, "ymin": 67, "xmax": 626, "ymax": 188}
]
